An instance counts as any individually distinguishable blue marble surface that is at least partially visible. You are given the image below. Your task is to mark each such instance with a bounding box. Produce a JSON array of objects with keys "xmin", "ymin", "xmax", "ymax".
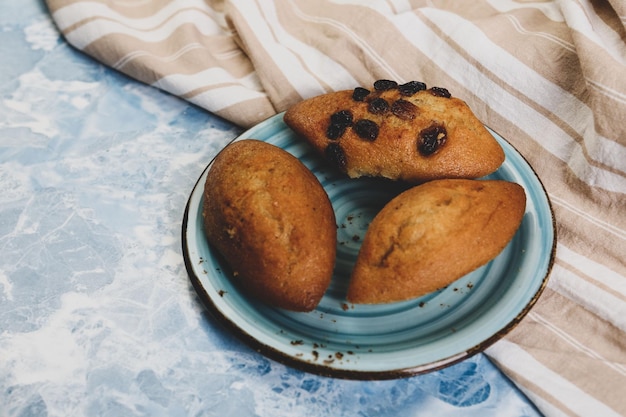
[{"xmin": 0, "ymin": 1, "xmax": 542, "ymax": 416}]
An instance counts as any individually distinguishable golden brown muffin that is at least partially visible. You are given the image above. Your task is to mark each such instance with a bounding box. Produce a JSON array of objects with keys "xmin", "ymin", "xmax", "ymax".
[
  {"xmin": 346, "ymin": 179, "xmax": 526, "ymax": 304},
  {"xmin": 203, "ymin": 139, "xmax": 337, "ymax": 312},
  {"xmin": 283, "ymin": 80, "xmax": 505, "ymax": 183}
]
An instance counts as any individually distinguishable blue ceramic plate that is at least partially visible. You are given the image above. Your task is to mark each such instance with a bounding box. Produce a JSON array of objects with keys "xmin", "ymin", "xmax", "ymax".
[{"xmin": 182, "ymin": 113, "xmax": 556, "ymax": 379}]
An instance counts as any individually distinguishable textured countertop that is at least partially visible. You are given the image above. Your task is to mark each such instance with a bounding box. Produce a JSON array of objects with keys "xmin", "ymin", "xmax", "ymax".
[{"xmin": 0, "ymin": 1, "xmax": 542, "ymax": 416}]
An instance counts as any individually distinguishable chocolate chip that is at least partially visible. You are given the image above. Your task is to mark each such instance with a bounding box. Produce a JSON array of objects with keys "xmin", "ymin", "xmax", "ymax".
[
  {"xmin": 368, "ymin": 98, "xmax": 389, "ymax": 114},
  {"xmin": 326, "ymin": 110, "xmax": 353, "ymax": 139},
  {"xmin": 352, "ymin": 87, "xmax": 370, "ymax": 101},
  {"xmin": 418, "ymin": 124, "xmax": 447, "ymax": 155},
  {"xmin": 354, "ymin": 119, "xmax": 379, "ymax": 141},
  {"xmin": 391, "ymin": 99, "xmax": 418, "ymax": 120},
  {"xmin": 373, "ymin": 79, "xmax": 398, "ymax": 91},
  {"xmin": 398, "ymin": 81, "xmax": 427, "ymax": 96},
  {"xmin": 325, "ymin": 143, "xmax": 347, "ymax": 170},
  {"xmin": 429, "ymin": 87, "xmax": 451, "ymax": 98}
]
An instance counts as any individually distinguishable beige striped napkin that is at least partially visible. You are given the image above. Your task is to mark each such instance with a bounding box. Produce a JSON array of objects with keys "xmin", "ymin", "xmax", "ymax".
[{"xmin": 46, "ymin": 1, "xmax": 626, "ymax": 415}]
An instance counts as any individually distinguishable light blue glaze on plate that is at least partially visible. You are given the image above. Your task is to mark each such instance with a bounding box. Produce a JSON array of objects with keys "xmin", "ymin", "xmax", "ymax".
[{"xmin": 183, "ymin": 113, "xmax": 555, "ymax": 379}]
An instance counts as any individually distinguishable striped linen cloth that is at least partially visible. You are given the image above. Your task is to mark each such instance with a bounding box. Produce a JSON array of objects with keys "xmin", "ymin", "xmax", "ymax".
[{"xmin": 45, "ymin": 1, "xmax": 626, "ymax": 415}]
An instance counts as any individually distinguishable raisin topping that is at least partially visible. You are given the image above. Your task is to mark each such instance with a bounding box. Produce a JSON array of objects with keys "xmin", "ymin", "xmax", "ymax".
[
  {"xmin": 418, "ymin": 124, "xmax": 447, "ymax": 156},
  {"xmin": 373, "ymin": 79, "xmax": 398, "ymax": 91},
  {"xmin": 352, "ymin": 87, "xmax": 370, "ymax": 101},
  {"xmin": 391, "ymin": 99, "xmax": 418, "ymax": 120},
  {"xmin": 325, "ymin": 143, "xmax": 347, "ymax": 170},
  {"xmin": 429, "ymin": 87, "xmax": 451, "ymax": 98},
  {"xmin": 368, "ymin": 98, "xmax": 390, "ymax": 114},
  {"xmin": 398, "ymin": 81, "xmax": 427, "ymax": 96},
  {"xmin": 353, "ymin": 119, "xmax": 379, "ymax": 141},
  {"xmin": 330, "ymin": 109, "xmax": 353, "ymax": 126},
  {"xmin": 326, "ymin": 124, "xmax": 346, "ymax": 140},
  {"xmin": 326, "ymin": 110, "xmax": 353, "ymax": 139}
]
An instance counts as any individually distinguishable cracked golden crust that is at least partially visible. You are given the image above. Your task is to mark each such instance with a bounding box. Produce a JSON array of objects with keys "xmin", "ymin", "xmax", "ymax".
[
  {"xmin": 346, "ymin": 179, "xmax": 526, "ymax": 304},
  {"xmin": 284, "ymin": 88, "xmax": 505, "ymax": 183},
  {"xmin": 202, "ymin": 139, "xmax": 337, "ymax": 312}
]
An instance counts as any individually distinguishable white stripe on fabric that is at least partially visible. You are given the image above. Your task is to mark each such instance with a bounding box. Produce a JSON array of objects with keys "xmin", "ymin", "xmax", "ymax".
[
  {"xmin": 550, "ymin": 195, "xmax": 626, "ymax": 241},
  {"xmin": 328, "ymin": 0, "xmax": 395, "ymax": 15},
  {"xmin": 392, "ymin": 9, "xmax": 626, "ymax": 192},
  {"xmin": 564, "ymin": 137, "xmax": 626, "ymax": 184},
  {"xmin": 386, "ymin": 0, "xmax": 413, "ymax": 14},
  {"xmin": 109, "ymin": 0, "xmax": 153, "ymax": 7},
  {"xmin": 61, "ymin": 9, "xmax": 223, "ymax": 49},
  {"xmin": 586, "ymin": 78, "xmax": 626, "ymax": 106},
  {"xmin": 257, "ymin": 1, "xmax": 357, "ymax": 91},
  {"xmin": 524, "ymin": 394, "xmax": 572, "ymax": 417},
  {"xmin": 228, "ymin": 0, "xmax": 326, "ymax": 100},
  {"xmin": 186, "ymin": 85, "xmax": 267, "ymax": 112},
  {"xmin": 549, "ymin": 263, "xmax": 626, "ymax": 333},
  {"xmin": 581, "ymin": 130, "xmax": 626, "ymax": 176},
  {"xmin": 485, "ymin": 0, "xmax": 565, "ymax": 22},
  {"xmin": 52, "ymin": 0, "xmax": 215, "ymax": 31},
  {"xmin": 152, "ymin": 68, "xmax": 263, "ymax": 96},
  {"xmin": 504, "ymin": 14, "xmax": 576, "ymax": 53},
  {"xmin": 557, "ymin": 244, "xmax": 626, "ymax": 297},
  {"xmin": 287, "ymin": 0, "xmax": 405, "ymax": 83},
  {"xmin": 486, "ymin": 340, "xmax": 624, "ymax": 417},
  {"xmin": 560, "ymin": 0, "xmax": 626, "ymax": 65},
  {"xmin": 529, "ymin": 311, "xmax": 626, "ymax": 376},
  {"xmin": 113, "ymin": 42, "xmax": 207, "ymax": 70},
  {"xmin": 566, "ymin": 144, "xmax": 626, "ymax": 189},
  {"xmin": 421, "ymin": 8, "xmax": 626, "ymax": 175}
]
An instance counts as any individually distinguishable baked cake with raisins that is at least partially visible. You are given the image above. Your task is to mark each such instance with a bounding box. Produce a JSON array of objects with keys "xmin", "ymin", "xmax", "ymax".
[{"xmin": 283, "ymin": 80, "xmax": 505, "ymax": 183}]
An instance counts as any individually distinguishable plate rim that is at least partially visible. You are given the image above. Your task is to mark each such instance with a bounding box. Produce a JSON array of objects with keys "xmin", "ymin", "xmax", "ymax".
[{"xmin": 181, "ymin": 112, "xmax": 557, "ymax": 380}]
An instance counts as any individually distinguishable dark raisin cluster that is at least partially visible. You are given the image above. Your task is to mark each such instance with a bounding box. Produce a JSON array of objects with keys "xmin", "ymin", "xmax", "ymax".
[
  {"xmin": 373, "ymin": 79, "xmax": 398, "ymax": 91},
  {"xmin": 325, "ymin": 142, "xmax": 347, "ymax": 170},
  {"xmin": 429, "ymin": 86, "xmax": 451, "ymax": 98},
  {"xmin": 354, "ymin": 119, "xmax": 379, "ymax": 141},
  {"xmin": 391, "ymin": 99, "xmax": 417, "ymax": 120},
  {"xmin": 326, "ymin": 110, "xmax": 353, "ymax": 139},
  {"xmin": 418, "ymin": 124, "xmax": 447, "ymax": 155},
  {"xmin": 352, "ymin": 87, "xmax": 370, "ymax": 101},
  {"xmin": 368, "ymin": 98, "xmax": 389, "ymax": 114},
  {"xmin": 398, "ymin": 81, "xmax": 426, "ymax": 96},
  {"xmin": 324, "ymin": 80, "xmax": 451, "ymax": 168}
]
